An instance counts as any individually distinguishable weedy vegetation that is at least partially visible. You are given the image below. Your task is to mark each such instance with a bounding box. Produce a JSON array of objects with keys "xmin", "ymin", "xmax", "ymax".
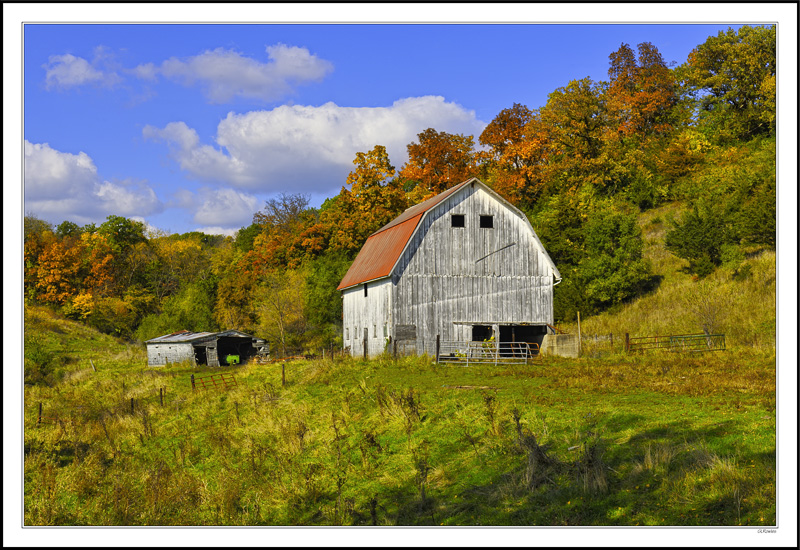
[{"xmin": 23, "ymin": 304, "xmax": 776, "ymax": 526}]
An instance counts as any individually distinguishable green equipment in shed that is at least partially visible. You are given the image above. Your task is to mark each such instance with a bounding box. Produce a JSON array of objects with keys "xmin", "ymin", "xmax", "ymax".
[{"xmin": 226, "ymin": 354, "xmax": 240, "ymax": 365}]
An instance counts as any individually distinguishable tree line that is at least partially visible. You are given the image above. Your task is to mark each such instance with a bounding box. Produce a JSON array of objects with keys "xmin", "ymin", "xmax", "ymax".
[{"xmin": 24, "ymin": 26, "xmax": 776, "ymax": 353}]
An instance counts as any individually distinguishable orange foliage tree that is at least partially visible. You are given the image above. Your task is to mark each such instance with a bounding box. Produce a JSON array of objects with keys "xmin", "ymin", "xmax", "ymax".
[
  {"xmin": 33, "ymin": 233, "xmax": 85, "ymax": 305},
  {"xmin": 606, "ymin": 42, "xmax": 678, "ymax": 138},
  {"xmin": 400, "ymin": 128, "xmax": 478, "ymax": 202},
  {"xmin": 324, "ymin": 145, "xmax": 406, "ymax": 254}
]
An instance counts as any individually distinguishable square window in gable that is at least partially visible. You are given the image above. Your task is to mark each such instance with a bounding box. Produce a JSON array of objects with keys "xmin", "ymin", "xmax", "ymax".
[
  {"xmin": 480, "ymin": 215, "xmax": 494, "ymax": 228},
  {"xmin": 451, "ymin": 214, "xmax": 465, "ymax": 228}
]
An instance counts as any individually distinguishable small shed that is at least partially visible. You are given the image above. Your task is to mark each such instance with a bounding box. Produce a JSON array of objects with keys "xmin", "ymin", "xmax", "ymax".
[{"xmin": 145, "ymin": 330, "xmax": 268, "ymax": 367}]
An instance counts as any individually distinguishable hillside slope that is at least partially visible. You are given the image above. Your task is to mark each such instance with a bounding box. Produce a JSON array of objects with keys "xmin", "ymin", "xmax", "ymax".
[{"xmin": 562, "ymin": 201, "xmax": 776, "ymax": 351}]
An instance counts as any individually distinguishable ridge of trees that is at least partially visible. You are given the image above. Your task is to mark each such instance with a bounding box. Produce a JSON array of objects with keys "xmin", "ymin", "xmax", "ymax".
[{"xmin": 23, "ymin": 25, "xmax": 776, "ymax": 352}]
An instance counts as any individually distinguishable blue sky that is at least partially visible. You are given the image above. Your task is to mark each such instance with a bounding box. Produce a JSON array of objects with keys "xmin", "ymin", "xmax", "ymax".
[{"xmin": 18, "ymin": 19, "xmax": 763, "ymax": 236}]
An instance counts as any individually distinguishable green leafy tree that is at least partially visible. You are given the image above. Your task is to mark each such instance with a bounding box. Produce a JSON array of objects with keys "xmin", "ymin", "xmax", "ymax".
[
  {"xmin": 665, "ymin": 204, "xmax": 736, "ymax": 277},
  {"xmin": 580, "ymin": 204, "xmax": 653, "ymax": 307},
  {"xmin": 534, "ymin": 197, "xmax": 652, "ymax": 320},
  {"xmin": 304, "ymin": 250, "xmax": 354, "ymax": 348},
  {"xmin": 234, "ymin": 222, "xmax": 264, "ymax": 253},
  {"xmin": 135, "ymin": 279, "xmax": 218, "ymax": 341},
  {"xmin": 55, "ymin": 220, "xmax": 82, "ymax": 238},
  {"xmin": 679, "ymin": 25, "xmax": 776, "ymax": 142}
]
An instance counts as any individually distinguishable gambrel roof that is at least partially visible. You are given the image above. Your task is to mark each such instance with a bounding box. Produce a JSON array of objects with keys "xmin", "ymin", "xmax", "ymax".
[{"xmin": 337, "ymin": 178, "xmax": 560, "ymax": 291}]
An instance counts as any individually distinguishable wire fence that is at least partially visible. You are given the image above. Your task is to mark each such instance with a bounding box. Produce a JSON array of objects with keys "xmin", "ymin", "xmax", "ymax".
[{"xmin": 626, "ymin": 333, "xmax": 726, "ymax": 353}]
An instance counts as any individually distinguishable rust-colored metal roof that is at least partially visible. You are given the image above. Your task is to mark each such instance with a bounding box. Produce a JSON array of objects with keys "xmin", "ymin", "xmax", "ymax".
[{"xmin": 337, "ymin": 179, "xmax": 472, "ymax": 290}]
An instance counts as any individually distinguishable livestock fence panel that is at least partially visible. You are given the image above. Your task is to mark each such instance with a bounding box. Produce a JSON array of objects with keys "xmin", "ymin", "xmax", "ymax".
[
  {"xmin": 626, "ymin": 333, "xmax": 726, "ymax": 353},
  {"xmin": 437, "ymin": 341, "xmax": 539, "ymax": 365},
  {"xmin": 191, "ymin": 372, "xmax": 238, "ymax": 392}
]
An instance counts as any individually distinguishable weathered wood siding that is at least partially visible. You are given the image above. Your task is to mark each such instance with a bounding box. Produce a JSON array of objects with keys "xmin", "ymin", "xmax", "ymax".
[
  {"xmin": 146, "ymin": 342, "xmax": 196, "ymax": 366},
  {"xmin": 392, "ymin": 184, "xmax": 554, "ymax": 345},
  {"xmin": 342, "ymin": 278, "xmax": 393, "ymax": 356}
]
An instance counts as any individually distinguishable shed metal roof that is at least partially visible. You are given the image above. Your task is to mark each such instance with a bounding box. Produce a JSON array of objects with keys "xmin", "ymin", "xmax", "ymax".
[
  {"xmin": 336, "ymin": 179, "xmax": 471, "ymax": 290},
  {"xmin": 145, "ymin": 329, "xmax": 257, "ymax": 344}
]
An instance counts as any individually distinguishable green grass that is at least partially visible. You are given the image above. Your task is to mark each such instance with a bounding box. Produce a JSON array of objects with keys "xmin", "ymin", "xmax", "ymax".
[{"xmin": 24, "ymin": 305, "xmax": 776, "ymax": 526}]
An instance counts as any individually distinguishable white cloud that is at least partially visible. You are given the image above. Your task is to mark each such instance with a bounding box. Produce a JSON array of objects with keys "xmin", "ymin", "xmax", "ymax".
[
  {"xmin": 150, "ymin": 44, "xmax": 333, "ymax": 103},
  {"xmin": 193, "ymin": 188, "xmax": 260, "ymax": 227},
  {"xmin": 95, "ymin": 180, "xmax": 162, "ymax": 217},
  {"xmin": 129, "ymin": 216, "xmax": 165, "ymax": 239},
  {"xmin": 43, "ymin": 53, "xmax": 118, "ymax": 89},
  {"xmin": 131, "ymin": 62, "xmax": 158, "ymax": 81},
  {"xmin": 144, "ymin": 96, "xmax": 487, "ymax": 195},
  {"xmin": 23, "ymin": 140, "xmax": 98, "ymax": 199},
  {"xmin": 195, "ymin": 226, "xmax": 240, "ymax": 237},
  {"xmin": 24, "ymin": 140, "xmax": 163, "ymax": 225}
]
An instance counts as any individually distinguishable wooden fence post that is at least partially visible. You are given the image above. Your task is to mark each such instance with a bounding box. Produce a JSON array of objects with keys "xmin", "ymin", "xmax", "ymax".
[
  {"xmin": 130, "ymin": 397, "xmax": 135, "ymax": 415},
  {"xmin": 37, "ymin": 402, "xmax": 42, "ymax": 426},
  {"xmin": 577, "ymin": 311, "xmax": 582, "ymax": 356},
  {"xmin": 191, "ymin": 374, "xmax": 195, "ymax": 391},
  {"xmin": 281, "ymin": 362, "xmax": 286, "ymax": 387},
  {"xmin": 393, "ymin": 339, "xmax": 397, "ymax": 359},
  {"xmin": 610, "ymin": 333, "xmax": 613, "ymax": 349},
  {"xmin": 625, "ymin": 333, "xmax": 630, "ymax": 353},
  {"xmin": 159, "ymin": 387, "xmax": 163, "ymax": 406},
  {"xmin": 435, "ymin": 335, "xmax": 440, "ymax": 364}
]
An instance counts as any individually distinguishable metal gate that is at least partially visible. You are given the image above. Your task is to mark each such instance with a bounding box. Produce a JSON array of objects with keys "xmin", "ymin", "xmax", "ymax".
[{"xmin": 437, "ymin": 341, "xmax": 538, "ymax": 365}]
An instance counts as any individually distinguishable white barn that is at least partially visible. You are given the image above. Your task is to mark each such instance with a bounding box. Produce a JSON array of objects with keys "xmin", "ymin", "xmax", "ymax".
[{"xmin": 337, "ymin": 178, "xmax": 561, "ymax": 357}]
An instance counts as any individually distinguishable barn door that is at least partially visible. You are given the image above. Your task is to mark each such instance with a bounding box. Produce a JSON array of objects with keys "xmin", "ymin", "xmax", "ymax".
[{"xmin": 207, "ymin": 346, "xmax": 219, "ymax": 367}]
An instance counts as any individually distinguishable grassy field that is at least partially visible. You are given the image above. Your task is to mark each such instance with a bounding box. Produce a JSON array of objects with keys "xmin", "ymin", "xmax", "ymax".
[{"xmin": 22, "ymin": 304, "xmax": 777, "ymax": 527}]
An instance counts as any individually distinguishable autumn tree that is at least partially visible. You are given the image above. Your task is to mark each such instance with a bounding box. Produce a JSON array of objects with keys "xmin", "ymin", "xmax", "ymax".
[
  {"xmin": 33, "ymin": 232, "xmax": 84, "ymax": 305},
  {"xmin": 478, "ymin": 103, "xmax": 546, "ymax": 206},
  {"xmin": 528, "ymin": 78, "xmax": 609, "ymax": 197},
  {"xmin": 256, "ymin": 268, "xmax": 308, "ymax": 357},
  {"xmin": 212, "ymin": 241, "xmax": 258, "ymax": 333},
  {"xmin": 247, "ymin": 193, "xmax": 324, "ymax": 270},
  {"xmin": 480, "ymin": 103, "xmax": 533, "ymax": 163},
  {"xmin": 147, "ymin": 234, "xmax": 209, "ymax": 301},
  {"xmin": 324, "ymin": 144, "xmax": 406, "ymax": 253},
  {"xmin": 606, "ymin": 42, "xmax": 678, "ymax": 138},
  {"xmin": 24, "ymin": 215, "xmax": 54, "ymax": 300},
  {"xmin": 253, "ymin": 193, "xmax": 311, "ymax": 234},
  {"xmin": 400, "ymin": 128, "xmax": 478, "ymax": 201}
]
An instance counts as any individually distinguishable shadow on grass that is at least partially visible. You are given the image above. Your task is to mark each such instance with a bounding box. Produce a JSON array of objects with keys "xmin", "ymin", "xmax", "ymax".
[{"xmin": 363, "ymin": 414, "xmax": 775, "ymax": 527}]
